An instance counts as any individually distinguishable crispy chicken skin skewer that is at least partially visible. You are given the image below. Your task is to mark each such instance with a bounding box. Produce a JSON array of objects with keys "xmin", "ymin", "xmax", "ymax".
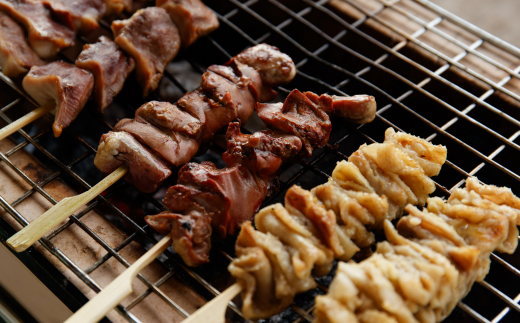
[
  {"xmin": 315, "ymin": 181, "xmax": 519, "ymax": 323},
  {"xmin": 227, "ymin": 128, "xmax": 446, "ymax": 319},
  {"xmin": 157, "ymin": 0, "xmax": 219, "ymax": 48},
  {"xmin": 94, "ymin": 44, "xmax": 296, "ymax": 194},
  {"xmin": 22, "ymin": 61, "xmax": 94, "ymax": 137},
  {"xmin": 0, "ymin": 0, "xmax": 75, "ymax": 59},
  {"xmin": 144, "ymin": 90, "xmax": 381, "ymax": 267},
  {"xmin": 0, "ymin": 11, "xmax": 43, "ymax": 77},
  {"xmin": 76, "ymin": 36, "xmax": 135, "ymax": 112},
  {"xmin": 112, "ymin": 7, "xmax": 181, "ymax": 97}
]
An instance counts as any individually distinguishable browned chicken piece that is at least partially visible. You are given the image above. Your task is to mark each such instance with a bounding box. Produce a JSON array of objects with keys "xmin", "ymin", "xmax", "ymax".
[
  {"xmin": 40, "ymin": 0, "xmax": 105, "ymax": 34},
  {"xmin": 257, "ymin": 89, "xmax": 332, "ymax": 156},
  {"xmin": 223, "ymin": 122, "xmax": 302, "ymax": 179},
  {"xmin": 104, "ymin": 0, "xmax": 131, "ymax": 16},
  {"xmin": 94, "ymin": 131, "xmax": 172, "ymax": 193},
  {"xmin": 113, "ymin": 118, "xmax": 198, "ymax": 167},
  {"xmin": 0, "ymin": 11, "xmax": 43, "ymax": 77},
  {"xmin": 22, "ymin": 61, "xmax": 93, "ymax": 137},
  {"xmin": 146, "ymin": 161, "xmax": 267, "ymax": 266},
  {"xmin": 157, "ymin": 0, "xmax": 219, "ymax": 48},
  {"xmin": 0, "ymin": 0, "xmax": 75, "ymax": 58},
  {"xmin": 76, "ymin": 36, "xmax": 135, "ymax": 112},
  {"xmin": 234, "ymin": 43, "xmax": 296, "ymax": 86},
  {"xmin": 112, "ymin": 7, "xmax": 180, "ymax": 97},
  {"xmin": 135, "ymin": 101, "xmax": 203, "ymax": 139},
  {"xmin": 305, "ymin": 91, "xmax": 377, "ymax": 124}
]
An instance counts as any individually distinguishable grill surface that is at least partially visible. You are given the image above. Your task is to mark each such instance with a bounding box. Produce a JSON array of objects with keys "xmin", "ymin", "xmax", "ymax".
[{"xmin": 1, "ymin": 0, "xmax": 520, "ymax": 322}]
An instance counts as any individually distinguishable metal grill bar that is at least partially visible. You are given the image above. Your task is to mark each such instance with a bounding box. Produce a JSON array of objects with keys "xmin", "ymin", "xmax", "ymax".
[{"xmin": 1, "ymin": 1, "xmax": 520, "ymax": 322}]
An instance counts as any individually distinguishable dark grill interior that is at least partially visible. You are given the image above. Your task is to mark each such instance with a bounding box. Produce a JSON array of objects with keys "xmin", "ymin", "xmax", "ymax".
[{"xmin": 1, "ymin": 0, "xmax": 520, "ymax": 322}]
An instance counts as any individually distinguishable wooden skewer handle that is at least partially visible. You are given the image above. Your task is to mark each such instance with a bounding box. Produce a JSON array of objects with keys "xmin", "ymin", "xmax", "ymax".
[
  {"xmin": 182, "ymin": 283, "xmax": 243, "ymax": 323},
  {"xmin": 0, "ymin": 102, "xmax": 54, "ymax": 141},
  {"xmin": 7, "ymin": 165, "xmax": 128, "ymax": 252},
  {"xmin": 64, "ymin": 235, "xmax": 172, "ymax": 323}
]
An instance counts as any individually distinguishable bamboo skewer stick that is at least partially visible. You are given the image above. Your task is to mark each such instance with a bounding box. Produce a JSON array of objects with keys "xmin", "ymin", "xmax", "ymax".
[
  {"xmin": 64, "ymin": 235, "xmax": 172, "ymax": 323},
  {"xmin": 7, "ymin": 165, "xmax": 128, "ymax": 252},
  {"xmin": 0, "ymin": 101, "xmax": 54, "ymax": 141},
  {"xmin": 182, "ymin": 283, "xmax": 243, "ymax": 323}
]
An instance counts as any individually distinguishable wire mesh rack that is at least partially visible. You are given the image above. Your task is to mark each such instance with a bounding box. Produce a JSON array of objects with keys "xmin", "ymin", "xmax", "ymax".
[{"xmin": 1, "ymin": 0, "xmax": 520, "ymax": 322}]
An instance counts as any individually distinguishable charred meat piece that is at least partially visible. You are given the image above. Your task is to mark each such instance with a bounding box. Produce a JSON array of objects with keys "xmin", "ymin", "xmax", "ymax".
[
  {"xmin": 257, "ymin": 90, "xmax": 378, "ymax": 155},
  {"xmin": 223, "ymin": 122, "xmax": 302, "ymax": 179},
  {"xmin": 0, "ymin": 0, "xmax": 75, "ymax": 58},
  {"xmin": 305, "ymin": 91, "xmax": 377, "ymax": 124},
  {"xmin": 234, "ymin": 43, "xmax": 296, "ymax": 86},
  {"xmin": 22, "ymin": 61, "xmax": 93, "ymax": 137},
  {"xmin": 146, "ymin": 161, "xmax": 266, "ymax": 267},
  {"xmin": 76, "ymin": 36, "xmax": 135, "ymax": 112},
  {"xmin": 112, "ymin": 7, "xmax": 180, "ymax": 97},
  {"xmin": 40, "ymin": 0, "xmax": 105, "ymax": 34},
  {"xmin": 257, "ymin": 89, "xmax": 332, "ymax": 156},
  {"xmin": 0, "ymin": 11, "xmax": 43, "ymax": 77},
  {"xmin": 94, "ymin": 131, "xmax": 172, "ymax": 193},
  {"xmin": 146, "ymin": 210, "xmax": 212, "ymax": 267},
  {"xmin": 157, "ymin": 0, "xmax": 218, "ymax": 48},
  {"xmin": 113, "ymin": 118, "xmax": 198, "ymax": 167}
]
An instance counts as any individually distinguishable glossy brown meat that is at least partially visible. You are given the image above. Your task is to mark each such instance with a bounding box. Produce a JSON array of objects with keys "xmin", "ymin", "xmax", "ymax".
[
  {"xmin": 94, "ymin": 44, "xmax": 296, "ymax": 194},
  {"xmin": 234, "ymin": 43, "xmax": 296, "ymax": 86},
  {"xmin": 223, "ymin": 122, "xmax": 302, "ymax": 179},
  {"xmin": 257, "ymin": 89, "xmax": 332, "ymax": 156},
  {"xmin": 22, "ymin": 61, "xmax": 93, "ymax": 137},
  {"xmin": 40, "ymin": 0, "xmax": 105, "ymax": 34},
  {"xmin": 0, "ymin": 11, "xmax": 43, "ymax": 77},
  {"xmin": 156, "ymin": 0, "xmax": 218, "ymax": 48},
  {"xmin": 94, "ymin": 131, "xmax": 172, "ymax": 193},
  {"xmin": 112, "ymin": 7, "xmax": 180, "ymax": 97},
  {"xmin": 104, "ymin": 0, "xmax": 131, "ymax": 15},
  {"xmin": 76, "ymin": 36, "xmax": 135, "ymax": 112},
  {"xmin": 135, "ymin": 101, "xmax": 203, "ymax": 138},
  {"xmin": 304, "ymin": 91, "xmax": 377, "ymax": 124},
  {"xmin": 0, "ymin": 0, "xmax": 75, "ymax": 58},
  {"xmin": 113, "ymin": 118, "xmax": 198, "ymax": 167},
  {"xmin": 146, "ymin": 161, "xmax": 267, "ymax": 266}
]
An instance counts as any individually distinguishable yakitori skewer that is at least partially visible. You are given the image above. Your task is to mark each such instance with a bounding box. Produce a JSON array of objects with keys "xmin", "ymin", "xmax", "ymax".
[{"xmin": 6, "ymin": 44, "xmax": 297, "ymax": 252}]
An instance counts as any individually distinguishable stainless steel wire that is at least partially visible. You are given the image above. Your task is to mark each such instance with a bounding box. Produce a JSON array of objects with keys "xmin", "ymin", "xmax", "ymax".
[{"xmin": 1, "ymin": 0, "xmax": 520, "ymax": 322}]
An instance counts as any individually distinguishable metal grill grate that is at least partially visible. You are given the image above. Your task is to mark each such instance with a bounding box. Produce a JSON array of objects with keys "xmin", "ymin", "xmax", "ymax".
[{"xmin": 1, "ymin": 0, "xmax": 520, "ymax": 322}]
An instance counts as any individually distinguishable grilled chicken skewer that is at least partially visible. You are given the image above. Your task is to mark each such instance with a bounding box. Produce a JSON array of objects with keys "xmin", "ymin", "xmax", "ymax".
[
  {"xmin": 80, "ymin": 127, "xmax": 443, "ymax": 323},
  {"xmin": 179, "ymin": 176, "xmax": 520, "ymax": 323},
  {"xmin": 63, "ymin": 89, "xmax": 377, "ymax": 323},
  {"xmin": 145, "ymin": 89, "xmax": 378, "ymax": 267},
  {"xmin": 0, "ymin": 0, "xmax": 219, "ymax": 136},
  {"xmin": 6, "ymin": 44, "xmax": 297, "ymax": 252}
]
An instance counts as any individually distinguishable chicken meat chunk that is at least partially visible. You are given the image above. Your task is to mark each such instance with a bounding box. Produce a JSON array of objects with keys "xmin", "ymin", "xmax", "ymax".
[
  {"xmin": 157, "ymin": 0, "xmax": 219, "ymax": 48},
  {"xmin": 112, "ymin": 7, "xmax": 180, "ymax": 97},
  {"xmin": 76, "ymin": 36, "xmax": 135, "ymax": 112},
  {"xmin": 94, "ymin": 131, "xmax": 172, "ymax": 193},
  {"xmin": 0, "ymin": 11, "xmax": 42, "ymax": 77},
  {"xmin": 0, "ymin": 0, "xmax": 75, "ymax": 58},
  {"xmin": 22, "ymin": 61, "xmax": 93, "ymax": 137},
  {"xmin": 40, "ymin": 0, "xmax": 105, "ymax": 34}
]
